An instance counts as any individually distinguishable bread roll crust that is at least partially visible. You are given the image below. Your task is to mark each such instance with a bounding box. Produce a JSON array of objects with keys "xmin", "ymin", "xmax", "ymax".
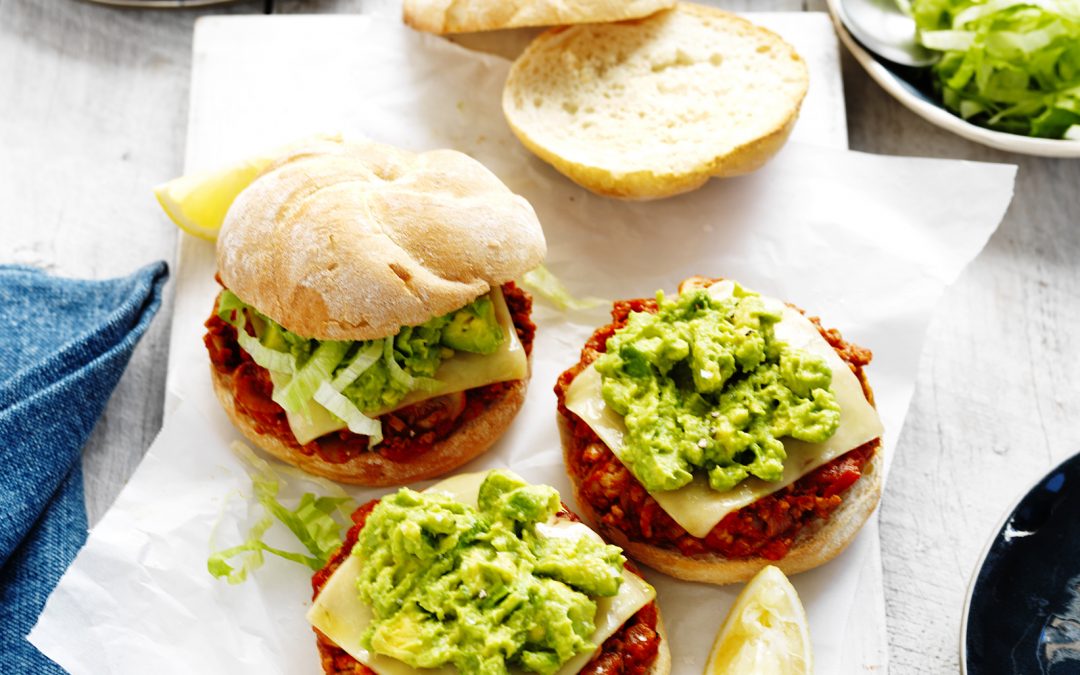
[
  {"xmin": 403, "ymin": 0, "xmax": 675, "ymax": 35},
  {"xmin": 502, "ymin": 3, "xmax": 808, "ymax": 199},
  {"xmin": 212, "ymin": 365, "xmax": 527, "ymax": 486},
  {"xmin": 217, "ymin": 136, "xmax": 546, "ymax": 341}
]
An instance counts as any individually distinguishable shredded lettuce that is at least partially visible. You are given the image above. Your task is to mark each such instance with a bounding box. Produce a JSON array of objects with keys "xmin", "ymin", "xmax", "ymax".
[
  {"xmin": 216, "ymin": 291, "xmax": 296, "ymax": 374},
  {"xmin": 382, "ymin": 335, "xmax": 417, "ymax": 389},
  {"xmin": 911, "ymin": 0, "xmax": 1080, "ymax": 138},
  {"xmin": 313, "ymin": 382, "xmax": 383, "ymax": 444},
  {"xmin": 272, "ymin": 341, "xmax": 350, "ymax": 413},
  {"xmin": 332, "ymin": 341, "xmax": 383, "ymax": 391},
  {"xmin": 208, "ymin": 442, "xmax": 357, "ymax": 584},
  {"xmin": 520, "ymin": 264, "xmax": 607, "ymax": 311}
]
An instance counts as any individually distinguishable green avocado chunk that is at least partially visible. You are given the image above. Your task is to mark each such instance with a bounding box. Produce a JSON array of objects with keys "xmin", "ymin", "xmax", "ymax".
[
  {"xmin": 593, "ymin": 283, "xmax": 841, "ymax": 494},
  {"xmin": 354, "ymin": 471, "xmax": 626, "ymax": 675},
  {"xmin": 441, "ymin": 296, "xmax": 505, "ymax": 355}
]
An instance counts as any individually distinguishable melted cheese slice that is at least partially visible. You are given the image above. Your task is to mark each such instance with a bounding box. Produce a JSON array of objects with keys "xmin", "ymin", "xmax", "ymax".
[
  {"xmin": 307, "ymin": 472, "xmax": 655, "ymax": 675},
  {"xmin": 276, "ymin": 288, "xmax": 528, "ymax": 444},
  {"xmin": 564, "ymin": 282, "xmax": 884, "ymax": 538}
]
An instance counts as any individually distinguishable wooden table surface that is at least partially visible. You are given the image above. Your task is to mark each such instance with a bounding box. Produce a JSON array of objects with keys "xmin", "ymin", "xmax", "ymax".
[{"xmin": 3, "ymin": 0, "xmax": 1078, "ymax": 672}]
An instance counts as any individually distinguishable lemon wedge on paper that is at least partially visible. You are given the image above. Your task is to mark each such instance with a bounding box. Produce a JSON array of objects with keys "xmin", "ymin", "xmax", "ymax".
[
  {"xmin": 706, "ymin": 565, "xmax": 812, "ymax": 675},
  {"xmin": 154, "ymin": 157, "xmax": 271, "ymax": 241}
]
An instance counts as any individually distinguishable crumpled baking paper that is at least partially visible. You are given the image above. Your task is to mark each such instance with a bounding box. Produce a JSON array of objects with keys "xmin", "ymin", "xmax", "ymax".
[{"xmin": 29, "ymin": 14, "xmax": 1015, "ymax": 675}]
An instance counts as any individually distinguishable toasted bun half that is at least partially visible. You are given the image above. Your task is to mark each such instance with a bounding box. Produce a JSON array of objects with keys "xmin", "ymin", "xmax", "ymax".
[
  {"xmin": 217, "ymin": 136, "xmax": 546, "ymax": 341},
  {"xmin": 561, "ymin": 413, "xmax": 883, "ymax": 585},
  {"xmin": 502, "ymin": 3, "xmax": 808, "ymax": 199},
  {"xmin": 403, "ymin": 0, "xmax": 674, "ymax": 34},
  {"xmin": 212, "ymin": 366, "xmax": 527, "ymax": 486}
]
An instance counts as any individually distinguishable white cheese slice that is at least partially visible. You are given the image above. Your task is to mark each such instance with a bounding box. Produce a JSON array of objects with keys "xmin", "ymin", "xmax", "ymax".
[
  {"xmin": 271, "ymin": 287, "xmax": 528, "ymax": 444},
  {"xmin": 563, "ymin": 282, "xmax": 884, "ymax": 538},
  {"xmin": 307, "ymin": 472, "xmax": 656, "ymax": 675}
]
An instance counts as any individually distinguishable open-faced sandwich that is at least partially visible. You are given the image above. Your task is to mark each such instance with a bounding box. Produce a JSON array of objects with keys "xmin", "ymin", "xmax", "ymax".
[
  {"xmin": 556, "ymin": 277, "xmax": 884, "ymax": 584},
  {"xmin": 309, "ymin": 469, "xmax": 670, "ymax": 674},
  {"xmin": 204, "ymin": 136, "xmax": 546, "ymax": 486}
]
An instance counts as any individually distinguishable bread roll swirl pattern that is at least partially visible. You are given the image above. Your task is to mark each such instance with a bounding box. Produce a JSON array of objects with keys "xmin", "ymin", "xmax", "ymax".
[{"xmin": 217, "ymin": 137, "xmax": 546, "ymax": 341}]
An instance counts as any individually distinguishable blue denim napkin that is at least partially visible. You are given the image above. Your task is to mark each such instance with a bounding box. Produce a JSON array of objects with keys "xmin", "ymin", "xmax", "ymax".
[{"xmin": 0, "ymin": 261, "xmax": 169, "ymax": 673}]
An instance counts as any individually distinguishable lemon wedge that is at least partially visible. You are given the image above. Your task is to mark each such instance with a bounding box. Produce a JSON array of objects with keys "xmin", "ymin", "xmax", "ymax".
[
  {"xmin": 706, "ymin": 565, "xmax": 812, "ymax": 675},
  {"xmin": 154, "ymin": 157, "xmax": 272, "ymax": 241}
]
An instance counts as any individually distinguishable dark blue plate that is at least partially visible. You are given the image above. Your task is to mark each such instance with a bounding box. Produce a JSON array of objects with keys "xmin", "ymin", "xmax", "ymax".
[{"xmin": 962, "ymin": 453, "xmax": 1080, "ymax": 674}]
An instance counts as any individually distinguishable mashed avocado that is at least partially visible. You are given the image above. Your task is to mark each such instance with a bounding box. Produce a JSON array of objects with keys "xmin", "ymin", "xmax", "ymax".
[
  {"xmin": 354, "ymin": 471, "xmax": 625, "ymax": 674},
  {"xmin": 218, "ymin": 290, "xmax": 504, "ymax": 414},
  {"xmin": 442, "ymin": 296, "xmax": 505, "ymax": 355},
  {"xmin": 593, "ymin": 284, "xmax": 841, "ymax": 494}
]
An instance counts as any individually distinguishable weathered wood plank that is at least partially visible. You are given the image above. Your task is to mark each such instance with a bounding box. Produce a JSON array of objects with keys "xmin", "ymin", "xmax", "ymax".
[
  {"xmin": 0, "ymin": 0, "xmax": 264, "ymax": 523},
  {"xmin": 842, "ymin": 49, "xmax": 1080, "ymax": 673}
]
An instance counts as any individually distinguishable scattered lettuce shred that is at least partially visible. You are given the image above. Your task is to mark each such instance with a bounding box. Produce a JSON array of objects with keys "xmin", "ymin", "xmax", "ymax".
[
  {"xmin": 520, "ymin": 265, "xmax": 607, "ymax": 311},
  {"xmin": 911, "ymin": 0, "xmax": 1080, "ymax": 138},
  {"xmin": 207, "ymin": 442, "xmax": 357, "ymax": 584}
]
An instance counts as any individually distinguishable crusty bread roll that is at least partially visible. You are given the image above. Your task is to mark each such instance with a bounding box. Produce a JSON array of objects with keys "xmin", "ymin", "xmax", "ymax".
[
  {"xmin": 502, "ymin": 3, "xmax": 809, "ymax": 199},
  {"xmin": 213, "ymin": 366, "xmax": 528, "ymax": 486},
  {"xmin": 211, "ymin": 136, "xmax": 543, "ymax": 486},
  {"xmin": 218, "ymin": 136, "xmax": 546, "ymax": 342},
  {"xmin": 403, "ymin": 0, "xmax": 675, "ymax": 35},
  {"xmin": 561, "ymin": 414, "xmax": 883, "ymax": 585}
]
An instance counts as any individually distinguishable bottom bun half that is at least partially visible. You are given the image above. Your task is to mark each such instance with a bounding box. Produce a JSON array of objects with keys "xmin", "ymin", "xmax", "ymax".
[
  {"xmin": 314, "ymin": 592, "xmax": 672, "ymax": 675},
  {"xmin": 211, "ymin": 366, "xmax": 527, "ymax": 486},
  {"xmin": 559, "ymin": 416, "xmax": 883, "ymax": 586}
]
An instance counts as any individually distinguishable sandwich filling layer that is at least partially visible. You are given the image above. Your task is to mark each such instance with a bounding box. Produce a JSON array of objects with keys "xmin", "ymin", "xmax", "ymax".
[
  {"xmin": 206, "ymin": 283, "xmax": 535, "ymax": 464},
  {"xmin": 556, "ymin": 280, "xmax": 882, "ymax": 560},
  {"xmin": 309, "ymin": 471, "xmax": 661, "ymax": 675}
]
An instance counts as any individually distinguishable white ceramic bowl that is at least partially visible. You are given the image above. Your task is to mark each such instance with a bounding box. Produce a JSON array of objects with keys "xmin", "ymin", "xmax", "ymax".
[{"xmin": 825, "ymin": 0, "xmax": 1080, "ymax": 158}]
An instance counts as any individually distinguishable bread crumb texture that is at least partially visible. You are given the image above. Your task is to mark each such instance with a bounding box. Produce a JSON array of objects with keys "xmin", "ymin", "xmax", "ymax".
[{"xmin": 503, "ymin": 3, "xmax": 808, "ymax": 199}]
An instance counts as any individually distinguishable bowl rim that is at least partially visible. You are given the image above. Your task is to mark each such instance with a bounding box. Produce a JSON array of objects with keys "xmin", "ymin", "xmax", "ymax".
[{"xmin": 824, "ymin": 0, "xmax": 1080, "ymax": 158}]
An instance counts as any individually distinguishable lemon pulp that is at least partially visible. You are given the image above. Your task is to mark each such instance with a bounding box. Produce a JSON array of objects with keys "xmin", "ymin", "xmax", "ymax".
[
  {"xmin": 153, "ymin": 157, "xmax": 271, "ymax": 241},
  {"xmin": 706, "ymin": 565, "xmax": 812, "ymax": 675}
]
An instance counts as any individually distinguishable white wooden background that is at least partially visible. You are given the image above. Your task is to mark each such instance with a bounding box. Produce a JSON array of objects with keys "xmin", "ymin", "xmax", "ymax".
[{"xmin": 2, "ymin": 0, "xmax": 1078, "ymax": 673}]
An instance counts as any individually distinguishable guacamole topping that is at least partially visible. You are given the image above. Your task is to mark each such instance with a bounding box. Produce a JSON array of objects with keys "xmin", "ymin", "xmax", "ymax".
[
  {"xmin": 353, "ymin": 471, "xmax": 626, "ymax": 674},
  {"xmin": 593, "ymin": 284, "xmax": 841, "ymax": 494},
  {"xmin": 217, "ymin": 289, "xmax": 505, "ymax": 421}
]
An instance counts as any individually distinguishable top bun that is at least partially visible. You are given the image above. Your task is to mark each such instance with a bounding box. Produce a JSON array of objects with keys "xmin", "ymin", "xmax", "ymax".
[
  {"xmin": 217, "ymin": 136, "xmax": 546, "ymax": 341},
  {"xmin": 502, "ymin": 3, "xmax": 809, "ymax": 199},
  {"xmin": 403, "ymin": 0, "xmax": 675, "ymax": 34}
]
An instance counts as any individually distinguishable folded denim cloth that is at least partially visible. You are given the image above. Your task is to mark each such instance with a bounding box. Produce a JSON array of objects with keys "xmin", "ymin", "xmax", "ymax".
[{"xmin": 0, "ymin": 262, "xmax": 169, "ymax": 673}]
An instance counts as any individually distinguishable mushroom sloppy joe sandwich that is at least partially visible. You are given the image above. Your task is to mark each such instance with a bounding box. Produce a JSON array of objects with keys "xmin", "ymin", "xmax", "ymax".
[
  {"xmin": 555, "ymin": 277, "xmax": 884, "ymax": 584},
  {"xmin": 204, "ymin": 136, "xmax": 546, "ymax": 486},
  {"xmin": 309, "ymin": 469, "xmax": 671, "ymax": 675}
]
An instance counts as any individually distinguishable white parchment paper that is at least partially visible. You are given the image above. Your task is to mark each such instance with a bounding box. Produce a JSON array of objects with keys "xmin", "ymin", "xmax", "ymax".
[{"xmin": 30, "ymin": 14, "xmax": 1015, "ymax": 675}]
